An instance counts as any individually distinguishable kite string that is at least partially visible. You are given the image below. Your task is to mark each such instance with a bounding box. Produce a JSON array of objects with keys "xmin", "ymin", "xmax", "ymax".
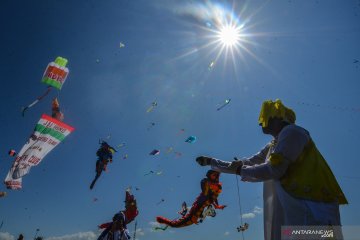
[
  {"xmin": 133, "ymin": 220, "xmax": 137, "ymax": 240},
  {"xmin": 236, "ymin": 175, "xmax": 245, "ymax": 240}
]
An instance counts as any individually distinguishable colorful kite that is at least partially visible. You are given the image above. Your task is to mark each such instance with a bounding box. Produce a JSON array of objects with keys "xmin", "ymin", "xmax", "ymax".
[
  {"xmin": 217, "ymin": 98, "xmax": 231, "ymax": 111},
  {"xmin": 90, "ymin": 141, "xmax": 117, "ymax": 190},
  {"xmin": 156, "ymin": 170, "xmax": 226, "ymax": 228},
  {"xmin": 51, "ymin": 98, "xmax": 64, "ymax": 121},
  {"xmin": 8, "ymin": 150, "xmax": 16, "ymax": 157},
  {"xmin": 4, "ymin": 114, "xmax": 74, "ymax": 189},
  {"xmin": 22, "ymin": 57, "xmax": 69, "ymax": 116},
  {"xmin": 185, "ymin": 136, "xmax": 196, "ymax": 143},
  {"xmin": 98, "ymin": 190, "xmax": 138, "ymax": 240}
]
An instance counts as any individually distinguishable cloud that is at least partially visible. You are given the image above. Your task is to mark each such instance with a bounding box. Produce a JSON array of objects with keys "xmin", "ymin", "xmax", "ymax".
[
  {"xmin": 148, "ymin": 221, "xmax": 161, "ymax": 227},
  {"xmin": 0, "ymin": 232, "xmax": 15, "ymax": 240},
  {"xmin": 253, "ymin": 206, "xmax": 263, "ymax": 214},
  {"xmin": 242, "ymin": 212, "xmax": 256, "ymax": 219},
  {"xmin": 135, "ymin": 228, "xmax": 145, "ymax": 236},
  {"xmin": 242, "ymin": 206, "xmax": 263, "ymax": 219},
  {"xmin": 45, "ymin": 231, "xmax": 97, "ymax": 240}
]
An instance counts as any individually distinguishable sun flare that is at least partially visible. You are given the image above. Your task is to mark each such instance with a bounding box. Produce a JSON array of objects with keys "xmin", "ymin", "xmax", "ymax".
[{"xmin": 218, "ymin": 25, "xmax": 241, "ymax": 47}]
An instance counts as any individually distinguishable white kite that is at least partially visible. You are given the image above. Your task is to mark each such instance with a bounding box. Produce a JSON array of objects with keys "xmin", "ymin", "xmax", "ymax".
[{"xmin": 5, "ymin": 114, "xmax": 74, "ymax": 189}]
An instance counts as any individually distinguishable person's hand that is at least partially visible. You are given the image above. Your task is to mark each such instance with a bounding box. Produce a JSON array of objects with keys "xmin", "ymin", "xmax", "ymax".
[{"xmin": 196, "ymin": 156, "xmax": 213, "ymax": 166}]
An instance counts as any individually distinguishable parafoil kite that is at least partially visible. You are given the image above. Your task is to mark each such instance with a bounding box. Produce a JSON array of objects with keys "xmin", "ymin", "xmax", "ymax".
[
  {"xmin": 22, "ymin": 57, "xmax": 69, "ymax": 116},
  {"xmin": 156, "ymin": 170, "xmax": 226, "ymax": 228},
  {"xmin": 4, "ymin": 114, "xmax": 74, "ymax": 189},
  {"xmin": 97, "ymin": 190, "xmax": 138, "ymax": 240}
]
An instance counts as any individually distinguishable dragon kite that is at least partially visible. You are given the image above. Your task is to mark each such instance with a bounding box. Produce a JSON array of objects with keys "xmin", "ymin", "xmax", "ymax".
[{"xmin": 156, "ymin": 170, "xmax": 226, "ymax": 228}]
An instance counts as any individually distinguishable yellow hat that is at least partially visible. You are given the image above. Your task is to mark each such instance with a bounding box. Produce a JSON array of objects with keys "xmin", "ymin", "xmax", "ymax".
[{"xmin": 258, "ymin": 99, "xmax": 296, "ymax": 127}]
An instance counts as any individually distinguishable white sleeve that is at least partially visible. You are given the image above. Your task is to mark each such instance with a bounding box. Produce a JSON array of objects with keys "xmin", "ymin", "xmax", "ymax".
[
  {"xmin": 209, "ymin": 142, "xmax": 271, "ymax": 174},
  {"xmin": 241, "ymin": 125, "xmax": 310, "ymax": 181}
]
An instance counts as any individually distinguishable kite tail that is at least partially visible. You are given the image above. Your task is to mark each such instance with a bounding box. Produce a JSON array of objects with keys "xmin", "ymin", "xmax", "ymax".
[{"xmin": 156, "ymin": 200, "xmax": 209, "ymax": 228}]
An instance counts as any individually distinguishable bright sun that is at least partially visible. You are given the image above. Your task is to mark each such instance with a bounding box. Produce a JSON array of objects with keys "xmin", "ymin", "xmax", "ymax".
[{"xmin": 218, "ymin": 25, "xmax": 240, "ymax": 47}]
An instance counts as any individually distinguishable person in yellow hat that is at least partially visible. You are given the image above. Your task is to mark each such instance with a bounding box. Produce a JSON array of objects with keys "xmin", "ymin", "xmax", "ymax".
[{"xmin": 196, "ymin": 99, "xmax": 347, "ymax": 240}]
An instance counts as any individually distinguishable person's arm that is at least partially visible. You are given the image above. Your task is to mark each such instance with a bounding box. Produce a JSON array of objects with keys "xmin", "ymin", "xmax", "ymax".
[
  {"xmin": 241, "ymin": 125, "xmax": 309, "ymax": 181},
  {"xmin": 205, "ymin": 143, "xmax": 271, "ymax": 174},
  {"xmin": 242, "ymin": 143, "xmax": 272, "ymax": 166}
]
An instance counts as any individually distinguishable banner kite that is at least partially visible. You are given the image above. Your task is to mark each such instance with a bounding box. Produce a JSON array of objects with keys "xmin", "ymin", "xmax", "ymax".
[{"xmin": 5, "ymin": 114, "xmax": 74, "ymax": 189}]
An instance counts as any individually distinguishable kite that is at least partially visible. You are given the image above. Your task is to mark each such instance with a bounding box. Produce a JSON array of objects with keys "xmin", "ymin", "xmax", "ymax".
[
  {"xmin": 156, "ymin": 198, "xmax": 165, "ymax": 205},
  {"xmin": 156, "ymin": 170, "xmax": 226, "ymax": 228},
  {"xmin": 98, "ymin": 190, "xmax": 138, "ymax": 240},
  {"xmin": 119, "ymin": 42, "xmax": 125, "ymax": 48},
  {"xmin": 177, "ymin": 129, "xmax": 185, "ymax": 135},
  {"xmin": 178, "ymin": 201, "xmax": 188, "ymax": 217},
  {"xmin": 51, "ymin": 98, "xmax": 64, "ymax": 121},
  {"xmin": 185, "ymin": 136, "xmax": 196, "ymax": 143},
  {"xmin": 147, "ymin": 122, "xmax": 155, "ymax": 130},
  {"xmin": 208, "ymin": 61, "xmax": 215, "ymax": 70},
  {"xmin": 217, "ymin": 98, "xmax": 231, "ymax": 111},
  {"xmin": 153, "ymin": 225, "xmax": 168, "ymax": 231},
  {"xmin": 22, "ymin": 57, "xmax": 69, "ymax": 116},
  {"xmin": 150, "ymin": 149, "xmax": 160, "ymax": 155},
  {"xmin": 90, "ymin": 141, "xmax": 117, "ymax": 190},
  {"xmin": 144, "ymin": 171, "xmax": 154, "ymax": 176},
  {"xmin": 237, "ymin": 223, "xmax": 249, "ymax": 232},
  {"xmin": 123, "ymin": 154, "xmax": 128, "ymax": 160},
  {"xmin": 0, "ymin": 192, "xmax": 7, "ymax": 198},
  {"xmin": 4, "ymin": 114, "xmax": 74, "ymax": 189},
  {"xmin": 146, "ymin": 101, "xmax": 157, "ymax": 113},
  {"xmin": 199, "ymin": 205, "xmax": 216, "ymax": 223},
  {"xmin": 8, "ymin": 150, "xmax": 16, "ymax": 157}
]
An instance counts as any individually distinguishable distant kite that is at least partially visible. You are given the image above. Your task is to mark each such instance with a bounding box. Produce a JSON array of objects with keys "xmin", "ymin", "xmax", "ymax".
[
  {"xmin": 147, "ymin": 101, "xmax": 157, "ymax": 113},
  {"xmin": 208, "ymin": 61, "xmax": 215, "ymax": 70},
  {"xmin": 8, "ymin": 150, "xmax": 16, "ymax": 157},
  {"xmin": 217, "ymin": 99, "xmax": 231, "ymax": 111},
  {"xmin": 150, "ymin": 149, "xmax": 160, "ymax": 155},
  {"xmin": 185, "ymin": 136, "xmax": 196, "ymax": 143}
]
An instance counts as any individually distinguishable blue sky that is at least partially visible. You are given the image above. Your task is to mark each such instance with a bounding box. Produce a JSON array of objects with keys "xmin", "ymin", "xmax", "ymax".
[{"xmin": 0, "ymin": 0, "xmax": 360, "ymax": 239}]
